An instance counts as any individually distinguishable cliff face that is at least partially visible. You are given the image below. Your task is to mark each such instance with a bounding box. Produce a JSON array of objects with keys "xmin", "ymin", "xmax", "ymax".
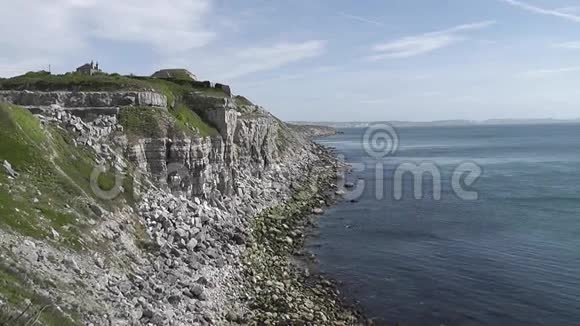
[
  {"xmin": 0, "ymin": 89, "xmax": 307, "ymax": 200},
  {"xmin": 0, "ymin": 90, "xmax": 167, "ymax": 108},
  {"xmin": 0, "ymin": 84, "xmax": 322, "ymax": 325},
  {"xmin": 121, "ymin": 95, "xmax": 308, "ymax": 200}
]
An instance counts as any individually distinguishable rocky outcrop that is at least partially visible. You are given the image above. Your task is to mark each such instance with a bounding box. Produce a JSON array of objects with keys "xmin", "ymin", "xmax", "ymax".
[
  {"xmin": 36, "ymin": 105, "xmax": 121, "ymax": 150},
  {"xmin": 0, "ymin": 90, "xmax": 167, "ymax": 108},
  {"xmin": 126, "ymin": 95, "xmax": 305, "ymax": 201},
  {"xmin": 289, "ymin": 123, "xmax": 338, "ymax": 138},
  {"xmin": 214, "ymin": 83, "xmax": 232, "ymax": 97}
]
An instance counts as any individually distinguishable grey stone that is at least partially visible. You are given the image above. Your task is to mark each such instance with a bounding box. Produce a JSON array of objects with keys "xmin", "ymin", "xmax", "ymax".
[
  {"xmin": 311, "ymin": 208, "xmax": 324, "ymax": 215},
  {"xmin": 189, "ymin": 284, "xmax": 206, "ymax": 300},
  {"xmin": 186, "ymin": 238, "xmax": 198, "ymax": 251},
  {"xmin": 232, "ymin": 233, "xmax": 246, "ymax": 245},
  {"xmin": 2, "ymin": 160, "xmax": 18, "ymax": 178},
  {"xmin": 90, "ymin": 204, "xmax": 104, "ymax": 217}
]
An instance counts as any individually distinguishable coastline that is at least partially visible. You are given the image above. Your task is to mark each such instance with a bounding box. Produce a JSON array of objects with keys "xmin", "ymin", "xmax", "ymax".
[
  {"xmin": 240, "ymin": 139, "xmax": 369, "ymax": 325},
  {"xmin": 0, "ymin": 90, "xmax": 369, "ymax": 324}
]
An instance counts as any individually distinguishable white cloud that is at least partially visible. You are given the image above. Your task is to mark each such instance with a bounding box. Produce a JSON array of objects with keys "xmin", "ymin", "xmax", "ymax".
[
  {"xmin": 552, "ymin": 41, "xmax": 580, "ymax": 49},
  {"xmin": 0, "ymin": 1, "xmax": 326, "ymax": 80},
  {"xmin": 432, "ymin": 21, "xmax": 497, "ymax": 34},
  {"xmin": 0, "ymin": 0, "xmax": 215, "ymax": 75},
  {"xmin": 369, "ymin": 21, "xmax": 495, "ymax": 59},
  {"xmin": 85, "ymin": 0, "xmax": 215, "ymax": 53},
  {"xmin": 338, "ymin": 12, "xmax": 386, "ymax": 27},
  {"xmin": 500, "ymin": 0, "xmax": 580, "ymax": 22},
  {"xmin": 523, "ymin": 66, "xmax": 580, "ymax": 77},
  {"xmin": 217, "ymin": 41, "xmax": 327, "ymax": 80},
  {"xmin": 555, "ymin": 6, "xmax": 580, "ymax": 13},
  {"xmin": 0, "ymin": 1, "xmax": 83, "ymax": 54},
  {"xmin": 370, "ymin": 34, "xmax": 462, "ymax": 59}
]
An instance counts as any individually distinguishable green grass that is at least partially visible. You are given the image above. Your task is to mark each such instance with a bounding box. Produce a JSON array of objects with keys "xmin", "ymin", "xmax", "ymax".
[
  {"xmin": 0, "ymin": 71, "xmax": 152, "ymax": 92},
  {"xmin": 134, "ymin": 77, "xmax": 229, "ymax": 104},
  {"xmin": 0, "ymin": 103, "xmax": 47, "ymax": 169},
  {"xmin": 118, "ymin": 107, "xmax": 166, "ymax": 138},
  {"xmin": 0, "ymin": 72, "xmax": 229, "ymax": 103},
  {"xmin": 0, "ymin": 104, "xmax": 80, "ymax": 244},
  {"xmin": 118, "ymin": 105, "xmax": 219, "ymax": 138},
  {"xmin": 0, "ymin": 104, "xmax": 133, "ymax": 248},
  {"xmin": 171, "ymin": 104, "xmax": 219, "ymax": 137}
]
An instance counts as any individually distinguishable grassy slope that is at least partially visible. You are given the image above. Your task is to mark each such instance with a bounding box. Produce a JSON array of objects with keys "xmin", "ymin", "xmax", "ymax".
[
  {"xmin": 0, "ymin": 262, "xmax": 78, "ymax": 326},
  {"xmin": 0, "ymin": 104, "xmax": 130, "ymax": 243},
  {"xmin": 0, "ymin": 103, "xmax": 141, "ymax": 325},
  {"xmin": 118, "ymin": 106, "xmax": 218, "ymax": 139}
]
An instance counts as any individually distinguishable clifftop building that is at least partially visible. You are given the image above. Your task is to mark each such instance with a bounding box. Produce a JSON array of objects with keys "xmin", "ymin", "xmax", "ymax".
[
  {"xmin": 151, "ymin": 69, "xmax": 197, "ymax": 81},
  {"xmin": 76, "ymin": 61, "xmax": 102, "ymax": 75}
]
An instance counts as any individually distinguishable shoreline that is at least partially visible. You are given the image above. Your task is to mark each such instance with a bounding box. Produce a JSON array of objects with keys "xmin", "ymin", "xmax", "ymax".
[{"xmin": 240, "ymin": 142, "xmax": 370, "ymax": 325}]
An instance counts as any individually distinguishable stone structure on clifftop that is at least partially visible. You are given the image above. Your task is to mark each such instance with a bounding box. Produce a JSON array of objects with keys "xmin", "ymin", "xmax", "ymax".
[
  {"xmin": 152, "ymin": 68, "xmax": 197, "ymax": 81},
  {"xmin": 76, "ymin": 61, "xmax": 102, "ymax": 75}
]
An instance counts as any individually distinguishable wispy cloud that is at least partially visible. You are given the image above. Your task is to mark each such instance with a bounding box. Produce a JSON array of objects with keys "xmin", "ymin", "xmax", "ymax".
[
  {"xmin": 241, "ymin": 65, "xmax": 339, "ymax": 89},
  {"xmin": 555, "ymin": 6, "xmax": 580, "ymax": 13},
  {"xmin": 217, "ymin": 40, "xmax": 327, "ymax": 80},
  {"xmin": 552, "ymin": 41, "xmax": 580, "ymax": 49},
  {"xmin": 338, "ymin": 12, "xmax": 385, "ymax": 27},
  {"xmin": 360, "ymin": 98, "xmax": 391, "ymax": 105},
  {"xmin": 432, "ymin": 21, "xmax": 497, "ymax": 34},
  {"xmin": 368, "ymin": 21, "xmax": 495, "ymax": 60},
  {"xmin": 523, "ymin": 66, "xmax": 580, "ymax": 77},
  {"xmin": 500, "ymin": 0, "xmax": 580, "ymax": 23},
  {"xmin": 370, "ymin": 34, "xmax": 462, "ymax": 59}
]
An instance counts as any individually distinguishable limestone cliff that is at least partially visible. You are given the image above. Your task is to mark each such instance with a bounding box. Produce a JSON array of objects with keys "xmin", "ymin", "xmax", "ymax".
[{"xmin": 0, "ymin": 74, "xmax": 343, "ymax": 325}]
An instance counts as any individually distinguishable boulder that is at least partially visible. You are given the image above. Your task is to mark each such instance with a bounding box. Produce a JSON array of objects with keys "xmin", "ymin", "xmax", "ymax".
[
  {"xmin": 2, "ymin": 160, "xmax": 18, "ymax": 178},
  {"xmin": 311, "ymin": 208, "xmax": 324, "ymax": 215}
]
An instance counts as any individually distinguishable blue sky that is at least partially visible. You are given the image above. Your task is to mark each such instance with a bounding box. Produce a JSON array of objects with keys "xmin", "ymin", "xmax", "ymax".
[{"xmin": 2, "ymin": 0, "xmax": 580, "ymax": 122}]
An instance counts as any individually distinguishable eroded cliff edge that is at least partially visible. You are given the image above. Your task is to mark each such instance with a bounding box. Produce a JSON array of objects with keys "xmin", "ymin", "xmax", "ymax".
[{"xmin": 0, "ymin": 73, "xmax": 359, "ymax": 325}]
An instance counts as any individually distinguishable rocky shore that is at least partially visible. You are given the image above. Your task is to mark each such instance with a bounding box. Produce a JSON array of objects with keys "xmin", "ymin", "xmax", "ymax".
[{"xmin": 238, "ymin": 145, "xmax": 367, "ymax": 325}]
